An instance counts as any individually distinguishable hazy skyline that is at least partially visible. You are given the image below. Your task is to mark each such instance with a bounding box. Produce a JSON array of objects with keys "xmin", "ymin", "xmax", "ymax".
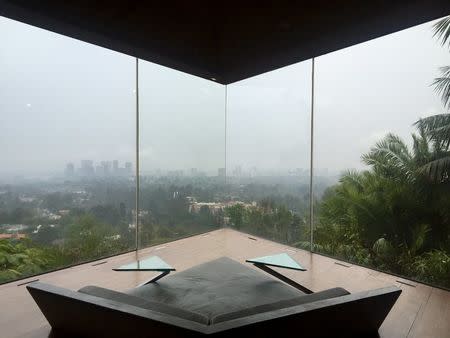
[{"xmin": 0, "ymin": 15, "xmax": 448, "ymax": 179}]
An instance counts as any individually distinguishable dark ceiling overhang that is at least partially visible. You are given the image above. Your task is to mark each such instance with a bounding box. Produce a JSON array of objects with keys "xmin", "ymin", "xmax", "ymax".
[{"xmin": 0, "ymin": 1, "xmax": 449, "ymax": 84}]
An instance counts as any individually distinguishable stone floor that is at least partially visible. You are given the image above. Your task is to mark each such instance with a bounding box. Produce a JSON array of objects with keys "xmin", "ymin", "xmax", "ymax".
[{"xmin": 0, "ymin": 228, "xmax": 448, "ymax": 338}]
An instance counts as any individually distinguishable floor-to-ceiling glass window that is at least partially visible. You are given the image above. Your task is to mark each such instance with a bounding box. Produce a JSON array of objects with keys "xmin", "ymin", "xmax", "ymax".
[
  {"xmin": 138, "ymin": 61, "xmax": 225, "ymax": 252},
  {"xmin": 2, "ymin": 10, "xmax": 448, "ymax": 291},
  {"xmin": 0, "ymin": 17, "xmax": 135, "ymax": 283},
  {"xmin": 313, "ymin": 16, "xmax": 450, "ymax": 288},
  {"xmin": 226, "ymin": 61, "xmax": 312, "ymax": 247}
]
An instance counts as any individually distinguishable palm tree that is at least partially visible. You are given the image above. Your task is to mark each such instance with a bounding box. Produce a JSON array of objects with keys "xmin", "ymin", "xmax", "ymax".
[
  {"xmin": 318, "ymin": 129, "xmax": 449, "ymax": 262},
  {"xmin": 433, "ymin": 15, "xmax": 450, "ymax": 47},
  {"xmin": 413, "ymin": 115, "xmax": 450, "ymax": 183},
  {"xmin": 432, "ymin": 16, "xmax": 450, "ymax": 109},
  {"xmin": 361, "ymin": 133, "xmax": 416, "ymax": 184},
  {"xmin": 315, "ymin": 16, "xmax": 450, "ymax": 287},
  {"xmin": 413, "ymin": 16, "xmax": 450, "ymax": 183},
  {"xmin": 432, "ymin": 66, "xmax": 450, "ymax": 109}
]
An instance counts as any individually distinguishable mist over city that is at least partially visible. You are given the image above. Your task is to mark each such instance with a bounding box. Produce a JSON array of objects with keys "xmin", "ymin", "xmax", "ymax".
[
  {"xmin": 1, "ymin": 13, "xmax": 449, "ymax": 292},
  {"xmin": 1, "ymin": 16, "xmax": 448, "ymax": 180}
]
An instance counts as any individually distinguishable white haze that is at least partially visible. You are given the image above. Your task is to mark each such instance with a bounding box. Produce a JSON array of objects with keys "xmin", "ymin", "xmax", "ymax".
[{"xmin": 0, "ymin": 16, "xmax": 448, "ymax": 178}]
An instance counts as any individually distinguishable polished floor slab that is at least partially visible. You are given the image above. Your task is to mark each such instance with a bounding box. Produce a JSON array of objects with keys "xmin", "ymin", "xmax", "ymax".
[{"xmin": 0, "ymin": 228, "xmax": 448, "ymax": 338}]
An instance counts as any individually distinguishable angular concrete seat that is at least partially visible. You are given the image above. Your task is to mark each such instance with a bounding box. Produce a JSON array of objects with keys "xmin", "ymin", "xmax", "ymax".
[
  {"xmin": 27, "ymin": 256, "xmax": 401, "ymax": 337},
  {"xmin": 79, "ymin": 257, "xmax": 349, "ymax": 324}
]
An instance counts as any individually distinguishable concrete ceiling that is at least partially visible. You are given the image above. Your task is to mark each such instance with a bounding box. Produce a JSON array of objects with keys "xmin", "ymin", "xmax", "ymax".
[{"xmin": 0, "ymin": 1, "xmax": 449, "ymax": 84}]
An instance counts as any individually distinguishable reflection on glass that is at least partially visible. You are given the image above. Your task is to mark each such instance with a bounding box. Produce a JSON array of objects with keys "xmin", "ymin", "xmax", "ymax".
[
  {"xmin": 138, "ymin": 61, "xmax": 225, "ymax": 249},
  {"xmin": 0, "ymin": 17, "xmax": 135, "ymax": 283},
  {"xmin": 314, "ymin": 17, "xmax": 450, "ymax": 288},
  {"xmin": 226, "ymin": 61, "xmax": 312, "ymax": 246}
]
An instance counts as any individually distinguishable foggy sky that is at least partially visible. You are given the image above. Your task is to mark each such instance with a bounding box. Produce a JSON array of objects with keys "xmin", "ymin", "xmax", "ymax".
[{"xmin": 0, "ymin": 15, "xmax": 448, "ymax": 178}]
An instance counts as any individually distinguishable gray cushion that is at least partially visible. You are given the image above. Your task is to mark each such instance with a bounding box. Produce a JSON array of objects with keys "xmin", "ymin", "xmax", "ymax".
[
  {"xmin": 211, "ymin": 287, "xmax": 350, "ymax": 324},
  {"xmin": 126, "ymin": 257, "xmax": 304, "ymax": 320},
  {"xmin": 78, "ymin": 285, "xmax": 209, "ymax": 325}
]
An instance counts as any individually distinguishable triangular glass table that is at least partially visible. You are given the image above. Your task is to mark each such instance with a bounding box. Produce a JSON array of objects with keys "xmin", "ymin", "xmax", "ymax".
[
  {"xmin": 246, "ymin": 253, "xmax": 312, "ymax": 294},
  {"xmin": 114, "ymin": 256, "xmax": 175, "ymax": 285}
]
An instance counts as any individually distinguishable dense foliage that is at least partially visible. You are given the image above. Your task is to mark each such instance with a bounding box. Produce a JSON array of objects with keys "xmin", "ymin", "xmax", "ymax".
[
  {"xmin": 0, "ymin": 182, "xmax": 221, "ymax": 284},
  {"xmin": 314, "ymin": 125, "xmax": 450, "ymax": 287},
  {"xmin": 0, "ymin": 239, "xmax": 60, "ymax": 283},
  {"xmin": 314, "ymin": 16, "xmax": 450, "ymax": 287},
  {"xmin": 225, "ymin": 200, "xmax": 308, "ymax": 244}
]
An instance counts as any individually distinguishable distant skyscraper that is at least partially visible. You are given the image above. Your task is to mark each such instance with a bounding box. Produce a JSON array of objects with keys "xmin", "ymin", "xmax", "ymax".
[
  {"xmin": 100, "ymin": 161, "xmax": 112, "ymax": 176},
  {"xmin": 65, "ymin": 163, "xmax": 74, "ymax": 177},
  {"xmin": 218, "ymin": 168, "xmax": 226, "ymax": 177},
  {"xmin": 125, "ymin": 162, "xmax": 132, "ymax": 175},
  {"xmin": 113, "ymin": 160, "xmax": 119, "ymax": 174},
  {"xmin": 190, "ymin": 168, "xmax": 198, "ymax": 176},
  {"xmin": 80, "ymin": 160, "xmax": 94, "ymax": 176}
]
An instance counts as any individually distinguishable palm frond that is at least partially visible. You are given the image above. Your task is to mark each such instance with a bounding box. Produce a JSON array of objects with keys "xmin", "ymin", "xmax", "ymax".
[
  {"xmin": 362, "ymin": 133, "xmax": 414, "ymax": 180},
  {"xmin": 409, "ymin": 224, "xmax": 430, "ymax": 255},
  {"xmin": 339, "ymin": 170, "xmax": 364, "ymax": 191},
  {"xmin": 412, "ymin": 126, "xmax": 431, "ymax": 164},
  {"xmin": 431, "ymin": 66, "xmax": 450, "ymax": 110},
  {"xmin": 418, "ymin": 155, "xmax": 450, "ymax": 183},
  {"xmin": 414, "ymin": 113, "xmax": 450, "ymax": 150},
  {"xmin": 335, "ymin": 182, "xmax": 377, "ymax": 223},
  {"xmin": 433, "ymin": 16, "xmax": 450, "ymax": 48}
]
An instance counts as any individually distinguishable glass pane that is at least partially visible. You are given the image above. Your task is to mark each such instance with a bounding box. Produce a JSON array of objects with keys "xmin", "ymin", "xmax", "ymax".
[
  {"xmin": 0, "ymin": 17, "xmax": 135, "ymax": 284},
  {"xmin": 114, "ymin": 256, "xmax": 175, "ymax": 271},
  {"xmin": 314, "ymin": 16, "xmax": 450, "ymax": 289},
  {"xmin": 246, "ymin": 253, "xmax": 306, "ymax": 270},
  {"xmin": 226, "ymin": 61, "xmax": 312, "ymax": 247},
  {"xmin": 138, "ymin": 61, "xmax": 225, "ymax": 251}
]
